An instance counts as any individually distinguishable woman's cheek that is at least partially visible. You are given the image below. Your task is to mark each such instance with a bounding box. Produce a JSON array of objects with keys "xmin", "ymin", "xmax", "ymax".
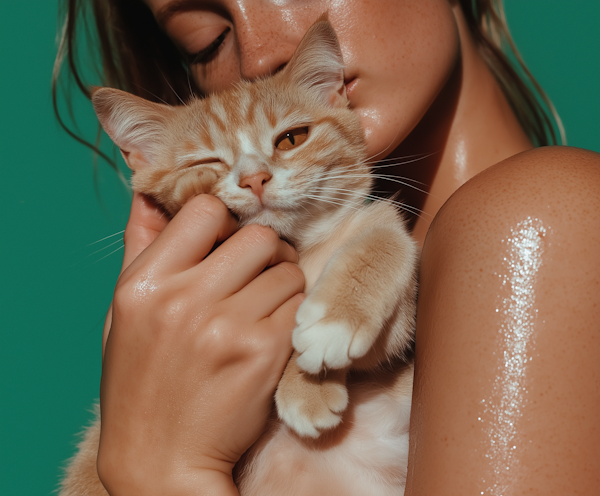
[{"xmin": 347, "ymin": 0, "xmax": 461, "ymax": 158}]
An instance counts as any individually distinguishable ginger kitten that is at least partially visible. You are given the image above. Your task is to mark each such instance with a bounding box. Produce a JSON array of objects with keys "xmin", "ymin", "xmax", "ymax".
[{"xmin": 60, "ymin": 20, "xmax": 418, "ymax": 496}]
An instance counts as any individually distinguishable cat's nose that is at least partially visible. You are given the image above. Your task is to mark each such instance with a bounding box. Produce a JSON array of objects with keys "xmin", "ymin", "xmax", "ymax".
[{"xmin": 239, "ymin": 172, "xmax": 272, "ymax": 199}]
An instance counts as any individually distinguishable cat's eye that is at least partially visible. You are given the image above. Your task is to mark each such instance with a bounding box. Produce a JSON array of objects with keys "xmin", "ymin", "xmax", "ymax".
[{"xmin": 275, "ymin": 127, "xmax": 309, "ymax": 151}]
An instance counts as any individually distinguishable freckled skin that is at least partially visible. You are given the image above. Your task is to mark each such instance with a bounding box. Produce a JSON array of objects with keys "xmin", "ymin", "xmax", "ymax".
[
  {"xmin": 117, "ymin": 1, "xmax": 600, "ymax": 494},
  {"xmin": 412, "ymin": 148, "xmax": 600, "ymax": 495}
]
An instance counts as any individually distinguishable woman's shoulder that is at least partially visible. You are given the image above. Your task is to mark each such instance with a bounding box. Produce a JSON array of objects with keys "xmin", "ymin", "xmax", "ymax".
[
  {"xmin": 423, "ymin": 146, "xmax": 600, "ymax": 262},
  {"xmin": 436, "ymin": 146, "xmax": 600, "ymax": 229},
  {"xmin": 484, "ymin": 145, "xmax": 600, "ymax": 187}
]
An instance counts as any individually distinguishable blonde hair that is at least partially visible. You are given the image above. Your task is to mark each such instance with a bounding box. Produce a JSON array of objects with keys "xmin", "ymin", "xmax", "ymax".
[
  {"xmin": 53, "ymin": 0, "xmax": 564, "ymax": 171},
  {"xmin": 459, "ymin": 0, "xmax": 565, "ymax": 145}
]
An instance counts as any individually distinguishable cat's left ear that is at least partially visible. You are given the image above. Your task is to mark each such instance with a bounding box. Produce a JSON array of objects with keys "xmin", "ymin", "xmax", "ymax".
[
  {"xmin": 92, "ymin": 87, "xmax": 175, "ymax": 171},
  {"xmin": 283, "ymin": 19, "xmax": 347, "ymax": 108}
]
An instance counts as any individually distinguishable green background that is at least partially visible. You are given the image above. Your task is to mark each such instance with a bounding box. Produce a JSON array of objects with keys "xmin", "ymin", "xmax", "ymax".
[{"xmin": 1, "ymin": 1, "xmax": 598, "ymax": 494}]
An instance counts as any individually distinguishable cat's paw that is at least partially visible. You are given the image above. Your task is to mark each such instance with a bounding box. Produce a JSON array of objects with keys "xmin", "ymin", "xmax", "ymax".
[
  {"xmin": 275, "ymin": 360, "xmax": 348, "ymax": 438},
  {"xmin": 292, "ymin": 298, "xmax": 374, "ymax": 374}
]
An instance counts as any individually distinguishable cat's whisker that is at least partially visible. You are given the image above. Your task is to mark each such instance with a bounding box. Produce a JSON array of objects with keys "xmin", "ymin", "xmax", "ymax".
[
  {"xmin": 92, "ymin": 244, "xmax": 125, "ymax": 264},
  {"xmin": 294, "ymin": 159, "xmax": 375, "ymax": 179},
  {"xmin": 305, "ymin": 195, "xmax": 363, "ymax": 212},
  {"xmin": 321, "ymin": 173, "xmax": 436, "ymax": 198},
  {"xmin": 305, "ymin": 172, "xmax": 435, "ymax": 197},
  {"xmin": 361, "ymin": 127, "xmax": 404, "ymax": 164},
  {"xmin": 294, "ymin": 155, "xmax": 411, "ymax": 179},
  {"xmin": 70, "ymin": 230, "xmax": 124, "ymax": 258},
  {"xmin": 85, "ymin": 229, "xmax": 126, "ymax": 247},
  {"xmin": 132, "ymin": 84, "xmax": 170, "ymax": 106},
  {"xmin": 312, "ymin": 187, "xmax": 431, "ymax": 219},
  {"xmin": 370, "ymin": 174, "xmax": 439, "ymax": 198},
  {"xmin": 314, "ymin": 169, "xmax": 428, "ymax": 188},
  {"xmin": 364, "ymin": 151, "xmax": 438, "ymax": 167},
  {"xmin": 69, "ymin": 234, "xmax": 124, "ymax": 268},
  {"xmin": 186, "ymin": 67, "xmax": 195, "ymax": 101},
  {"xmin": 363, "ymin": 153, "xmax": 429, "ymax": 164},
  {"xmin": 87, "ymin": 237, "xmax": 124, "ymax": 257},
  {"xmin": 302, "ymin": 198, "xmax": 327, "ymax": 212},
  {"xmin": 298, "ymin": 165, "xmax": 373, "ymax": 181},
  {"xmin": 157, "ymin": 66, "xmax": 186, "ymax": 105},
  {"xmin": 306, "ymin": 194, "xmax": 365, "ymax": 211}
]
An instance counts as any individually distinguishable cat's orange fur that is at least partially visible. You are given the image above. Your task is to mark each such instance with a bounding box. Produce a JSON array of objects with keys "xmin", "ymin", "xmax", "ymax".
[{"xmin": 60, "ymin": 21, "xmax": 418, "ymax": 495}]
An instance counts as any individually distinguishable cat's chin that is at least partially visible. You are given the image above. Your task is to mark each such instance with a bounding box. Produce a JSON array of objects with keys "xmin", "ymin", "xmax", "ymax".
[{"xmin": 239, "ymin": 209, "xmax": 300, "ymax": 242}]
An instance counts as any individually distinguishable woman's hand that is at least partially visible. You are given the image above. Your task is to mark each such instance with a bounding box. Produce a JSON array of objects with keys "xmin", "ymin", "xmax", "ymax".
[{"xmin": 97, "ymin": 193, "xmax": 305, "ymax": 496}]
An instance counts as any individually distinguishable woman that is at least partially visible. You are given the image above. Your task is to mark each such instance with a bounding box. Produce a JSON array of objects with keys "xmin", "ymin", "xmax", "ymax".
[{"xmin": 56, "ymin": 0, "xmax": 600, "ymax": 494}]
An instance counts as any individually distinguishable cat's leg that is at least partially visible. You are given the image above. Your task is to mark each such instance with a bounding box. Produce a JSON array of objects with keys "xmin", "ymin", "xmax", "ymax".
[
  {"xmin": 293, "ymin": 218, "xmax": 417, "ymax": 376},
  {"xmin": 275, "ymin": 352, "xmax": 348, "ymax": 438},
  {"xmin": 59, "ymin": 410, "xmax": 108, "ymax": 496},
  {"xmin": 276, "ymin": 207, "xmax": 417, "ymax": 436}
]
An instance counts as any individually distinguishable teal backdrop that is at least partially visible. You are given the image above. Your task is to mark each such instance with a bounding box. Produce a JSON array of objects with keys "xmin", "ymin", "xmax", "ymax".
[{"xmin": 1, "ymin": 1, "xmax": 598, "ymax": 494}]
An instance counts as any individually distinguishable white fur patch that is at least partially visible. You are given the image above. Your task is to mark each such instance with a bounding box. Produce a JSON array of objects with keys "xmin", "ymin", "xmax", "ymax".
[
  {"xmin": 293, "ymin": 300, "xmax": 354, "ymax": 374},
  {"xmin": 238, "ymin": 131, "xmax": 257, "ymax": 156},
  {"xmin": 277, "ymin": 398, "xmax": 342, "ymax": 439}
]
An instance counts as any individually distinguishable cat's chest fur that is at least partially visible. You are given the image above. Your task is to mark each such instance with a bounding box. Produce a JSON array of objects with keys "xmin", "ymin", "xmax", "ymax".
[{"xmin": 236, "ymin": 361, "xmax": 414, "ymax": 496}]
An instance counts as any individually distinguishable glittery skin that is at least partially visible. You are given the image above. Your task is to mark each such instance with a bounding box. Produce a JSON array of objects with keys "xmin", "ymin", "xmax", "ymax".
[{"xmin": 479, "ymin": 217, "xmax": 548, "ymax": 495}]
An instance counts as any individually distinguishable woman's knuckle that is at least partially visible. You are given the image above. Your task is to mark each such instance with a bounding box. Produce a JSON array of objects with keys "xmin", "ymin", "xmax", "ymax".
[
  {"xmin": 113, "ymin": 279, "xmax": 137, "ymax": 312},
  {"xmin": 122, "ymin": 226, "xmax": 135, "ymax": 247},
  {"xmin": 113, "ymin": 273, "xmax": 164, "ymax": 318},
  {"xmin": 196, "ymin": 315, "xmax": 240, "ymax": 356}
]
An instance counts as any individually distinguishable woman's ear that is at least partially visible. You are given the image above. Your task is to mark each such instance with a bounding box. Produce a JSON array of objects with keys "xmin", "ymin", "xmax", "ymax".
[
  {"xmin": 282, "ymin": 19, "xmax": 347, "ymax": 108},
  {"xmin": 92, "ymin": 87, "xmax": 174, "ymax": 171}
]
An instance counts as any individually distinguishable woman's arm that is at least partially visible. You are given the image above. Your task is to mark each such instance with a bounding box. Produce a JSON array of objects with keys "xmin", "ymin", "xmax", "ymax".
[
  {"xmin": 97, "ymin": 193, "xmax": 305, "ymax": 495},
  {"xmin": 407, "ymin": 147, "xmax": 600, "ymax": 495}
]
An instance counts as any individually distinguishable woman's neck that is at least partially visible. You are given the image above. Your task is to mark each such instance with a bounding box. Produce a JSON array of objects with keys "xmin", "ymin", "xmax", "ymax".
[{"xmin": 378, "ymin": 7, "xmax": 533, "ymax": 247}]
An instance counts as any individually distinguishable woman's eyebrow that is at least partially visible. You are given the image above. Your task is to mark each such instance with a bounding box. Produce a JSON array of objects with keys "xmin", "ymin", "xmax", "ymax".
[{"xmin": 155, "ymin": 0, "xmax": 204, "ymax": 29}]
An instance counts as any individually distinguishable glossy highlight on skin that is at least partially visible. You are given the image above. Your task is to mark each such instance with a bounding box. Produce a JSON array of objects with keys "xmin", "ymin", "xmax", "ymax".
[{"xmin": 480, "ymin": 217, "xmax": 548, "ymax": 495}]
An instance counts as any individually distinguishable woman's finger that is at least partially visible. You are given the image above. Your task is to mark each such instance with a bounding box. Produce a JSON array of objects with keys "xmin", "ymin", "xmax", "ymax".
[
  {"xmin": 103, "ymin": 193, "xmax": 169, "ymax": 357},
  {"xmin": 228, "ymin": 262, "xmax": 305, "ymax": 321},
  {"xmin": 198, "ymin": 224, "xmax": 299, "ymax": 299},
  {"xmin": 121, "ymin": 192, "xmax": 169, "ymax": 274},
  {"xmin": 265, "ymin": 293, "xmax": 305, "ymax": 343},
  {"xmin": 126, "ymin": 194, "xmax": 238, "ymax": 276}
]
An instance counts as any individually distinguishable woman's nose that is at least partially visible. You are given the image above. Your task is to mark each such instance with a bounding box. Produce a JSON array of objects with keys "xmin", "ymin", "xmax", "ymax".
[{"xmin": 233, "ymin": 6, "xmax": 305, "ymax": 81}]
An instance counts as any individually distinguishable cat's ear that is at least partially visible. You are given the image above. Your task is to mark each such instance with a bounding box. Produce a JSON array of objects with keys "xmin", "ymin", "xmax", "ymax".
[
  {"xmin": 91, "ymin": 87, "xmax": 174, "ymax": 171},
  {"xmin": 283, "ymin": 19, "xmax": 347, "ymax": 108}
]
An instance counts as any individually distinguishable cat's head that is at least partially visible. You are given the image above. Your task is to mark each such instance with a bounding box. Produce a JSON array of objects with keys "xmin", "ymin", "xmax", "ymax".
[{"xmin": 92, "ymin": 20, "xmax": 371, "ymax": 245}]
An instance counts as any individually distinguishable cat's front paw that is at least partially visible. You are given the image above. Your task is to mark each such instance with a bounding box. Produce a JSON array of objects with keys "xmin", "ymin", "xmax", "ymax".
[
  {"xmin": 275, "ymin": 355, "xmax": 348, "ymax": 438},
  {"xmin": 292, "ymin": 298, "xmax": 375, "ymax": 374}
]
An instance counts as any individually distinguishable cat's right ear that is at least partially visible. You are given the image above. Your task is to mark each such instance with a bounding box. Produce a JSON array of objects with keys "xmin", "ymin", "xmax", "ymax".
[{"xmin": 91, "ymin": 87, "xmax": 174, "ymax": 171}]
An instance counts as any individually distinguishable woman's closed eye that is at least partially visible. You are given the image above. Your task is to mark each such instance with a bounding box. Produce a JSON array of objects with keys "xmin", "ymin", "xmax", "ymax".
[{"xmin": 188, "ymin": 27, "xmax": 230, "ymax": 65}]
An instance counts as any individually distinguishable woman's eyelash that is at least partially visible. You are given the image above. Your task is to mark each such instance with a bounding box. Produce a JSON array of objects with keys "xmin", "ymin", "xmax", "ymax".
[{"xmin": 188, "ymin": 27, "xmax": 230, "ymax": 65}]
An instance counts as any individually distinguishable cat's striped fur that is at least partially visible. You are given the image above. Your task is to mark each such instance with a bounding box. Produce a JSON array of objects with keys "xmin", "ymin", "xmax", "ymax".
[{"xmin": 60, "ymin": 20, "xmax": 417, "ymax": 496}]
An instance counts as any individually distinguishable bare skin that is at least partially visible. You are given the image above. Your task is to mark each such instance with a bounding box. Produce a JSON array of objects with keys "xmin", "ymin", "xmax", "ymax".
[
  {"xmin": 410, "ymin": 147, "xmax": 600, "ymax": 495},
  {"xmin": 96, "ymin": 1, "xmax": 600, "ymax": 494}
]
